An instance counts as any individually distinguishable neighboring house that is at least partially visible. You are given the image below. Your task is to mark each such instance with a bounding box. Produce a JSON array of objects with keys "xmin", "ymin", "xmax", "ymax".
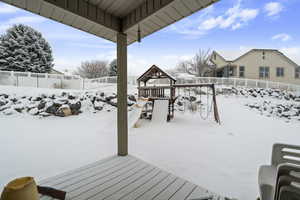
[{"xmin": 210, "ymin": 49, "xmax": 300, "ymax": 85}]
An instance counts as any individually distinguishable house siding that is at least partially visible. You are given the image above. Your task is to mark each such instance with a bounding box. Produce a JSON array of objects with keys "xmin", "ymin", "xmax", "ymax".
[{"xmin": 213, "ymin": 50, "xmax": 300, "ymax": 85}]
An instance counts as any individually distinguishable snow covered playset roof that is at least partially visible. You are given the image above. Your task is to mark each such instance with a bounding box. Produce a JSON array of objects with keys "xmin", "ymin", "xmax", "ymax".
[{"xmin": 137, "ymin": 65, "xmax": 176, "ymax": 83}]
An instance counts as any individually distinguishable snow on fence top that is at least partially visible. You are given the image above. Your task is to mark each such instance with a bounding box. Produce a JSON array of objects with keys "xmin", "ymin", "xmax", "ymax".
[{"xmin": 0, "ymin": 70, "xmax": 299, "ymax": 91}]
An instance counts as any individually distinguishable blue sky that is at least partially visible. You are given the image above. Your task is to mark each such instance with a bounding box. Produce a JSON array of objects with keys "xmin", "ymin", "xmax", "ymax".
[{"xmin": 0, "ymin": 0, "xmax": 299, "ymax": 75}]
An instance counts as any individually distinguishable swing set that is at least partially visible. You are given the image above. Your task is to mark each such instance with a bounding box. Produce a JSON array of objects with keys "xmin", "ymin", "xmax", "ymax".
[{"xmin": 137, "ymin": 65, "xmax": 221, "ymax": 124}]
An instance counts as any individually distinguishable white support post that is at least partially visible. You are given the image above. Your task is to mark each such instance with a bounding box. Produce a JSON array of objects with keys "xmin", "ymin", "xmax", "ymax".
[{"xmin": 117, "ymin": 32, "xmax": 128, "ymax": 156}]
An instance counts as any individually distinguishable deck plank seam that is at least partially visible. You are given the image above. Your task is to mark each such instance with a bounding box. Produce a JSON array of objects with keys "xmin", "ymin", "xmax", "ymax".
[
  {"xmin": 57, "ymin": 159, "xmax": 138, "ymax": 190},
  {"xmin": 184, "ymin": 185, "xmax": 198, "ymax": 200},
  {"xmin": 132, "ymin": 174, "xmax": 171, "ymax": 200},
  {"xmin": 101, "ymin": 167, "xmax": 159, "ymax": 200},
  {"xmin": 71, "ymin": 163, "xmax": 148, "ymax": 199},
  {"xmin": 142, "ymin": 177, "xmax": 178, "ymax": 200},
  {"xmin": 167, "ymin": 181, "xmax": 188, "ymax": 200},
  {"xmin": 39, "ymin": 156, "xmax": 117, "ymax": 185},
  {"xmin": 117, "ymin": 170, "xmax": 163, "ymax": 200},
  {"xmin": 85, "ymin": 165, "xmax": 153, "ymax": 200},
  {"xmin": 52, "ymin": 157, "xmax": 135, "ymax": 186}
]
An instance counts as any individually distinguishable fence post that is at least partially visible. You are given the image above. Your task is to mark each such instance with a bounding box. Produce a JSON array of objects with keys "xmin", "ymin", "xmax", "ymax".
[
  {"xmin": 82, "ymin": 79, "xmax": 85, "ymax": 90},
  {"xmin": 37, "ymin": 74, "xmax": 39, "ymax": 88}
]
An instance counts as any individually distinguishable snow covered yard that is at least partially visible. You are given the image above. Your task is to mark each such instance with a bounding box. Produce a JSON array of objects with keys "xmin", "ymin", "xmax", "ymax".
[{"xmin": 1, "ymin": 85, "xmax": 300, "ymax": 200}]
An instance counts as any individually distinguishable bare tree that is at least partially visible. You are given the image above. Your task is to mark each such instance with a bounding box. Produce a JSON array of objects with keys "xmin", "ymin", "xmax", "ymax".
[
  {"xmin": 75, "ymin": 60, "xmax": 108, "ymax": 78},
  {"xmin": 175, "ymin": 60, "xmax": 190, "ymax": 73},
  {"xmin": 186, "ymin": 49, "xmax": 214, "ymax": 77}
]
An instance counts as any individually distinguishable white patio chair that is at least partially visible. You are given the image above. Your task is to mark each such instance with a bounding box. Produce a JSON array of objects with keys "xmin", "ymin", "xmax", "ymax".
[
  {"xmin": 258, "ymin": 143, "xmax": 300, "ymax": 200},
  {"xmin": 275, "ymin": 166, "xmax": 300, "ymax": 200},
  {"xmin": 278, "ymin": 185, "xmax": 300, "ymax": 200}
]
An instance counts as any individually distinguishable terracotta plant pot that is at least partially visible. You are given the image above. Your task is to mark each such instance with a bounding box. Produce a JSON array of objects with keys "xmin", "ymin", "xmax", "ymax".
[{"xmin": 1, "ymin": 177, "xmax": 39, "ymax": 200}]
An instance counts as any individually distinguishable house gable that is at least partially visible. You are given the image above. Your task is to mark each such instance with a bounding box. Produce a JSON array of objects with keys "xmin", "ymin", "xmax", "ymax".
[{"xmin": 210, "ymin": 51, "xmax": 229, "ymax": 68}]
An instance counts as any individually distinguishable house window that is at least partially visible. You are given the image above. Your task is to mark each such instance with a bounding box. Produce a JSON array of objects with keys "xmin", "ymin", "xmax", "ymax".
[
  {"xmin": 259, "ymin": 67, "xmax": 269, "ymax": 78},
  {"xmin": 276, "ymin": 67, "xmax": 284, "ymax": 77},
  {"xmin": 239, "ymin": 66, "xmax": 245, "ymax": 77},
  {"xmin": 296, "ymin": 67, "xmax": 300, "ymax": 79}
]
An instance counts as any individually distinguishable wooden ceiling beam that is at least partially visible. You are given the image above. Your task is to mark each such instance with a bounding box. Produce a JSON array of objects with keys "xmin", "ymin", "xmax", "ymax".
[
  {"xmin": 121, "ymin": 0, "xmax": 175, "ymax": 32},
  {"xmin": 45, "ymin": 0, "xmax": 121, "ymax": 32}
]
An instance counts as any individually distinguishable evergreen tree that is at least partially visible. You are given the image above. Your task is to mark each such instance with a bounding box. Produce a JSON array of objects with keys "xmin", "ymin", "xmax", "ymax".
[
  {"xmin": 108, "ymin": 59, "xmax": 117, "ymax": 76},
  {"xmin": 0, "ymin": 24, "xmax": 54, "ymax": 73}
]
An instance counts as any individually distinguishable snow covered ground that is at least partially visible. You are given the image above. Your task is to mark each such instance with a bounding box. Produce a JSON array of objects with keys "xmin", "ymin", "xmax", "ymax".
[{"xmin": 1, "ymin": 85, "xmax": 300, "ymax": 200}]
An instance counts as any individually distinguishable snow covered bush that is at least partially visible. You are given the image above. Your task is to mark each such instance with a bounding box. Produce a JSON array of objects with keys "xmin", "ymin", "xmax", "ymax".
[{"xmin": 0, "ymin": 24, "xmax": 54, "ymax": 73}]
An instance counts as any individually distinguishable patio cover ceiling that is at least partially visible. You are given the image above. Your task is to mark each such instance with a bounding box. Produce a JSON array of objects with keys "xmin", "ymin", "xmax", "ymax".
[{"xmin": 0, "ymin": 0, "xmax": 219, "ymax": 45}]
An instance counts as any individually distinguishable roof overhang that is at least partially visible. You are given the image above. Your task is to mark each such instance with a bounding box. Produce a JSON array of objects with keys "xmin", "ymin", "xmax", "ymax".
[
  {"xmin": 137, "ymin": 65, "xmax": 176, "ymax": 83},
  {"xmin": 0, "ymin": 0, "xmax": 219, "ymax": 45}
]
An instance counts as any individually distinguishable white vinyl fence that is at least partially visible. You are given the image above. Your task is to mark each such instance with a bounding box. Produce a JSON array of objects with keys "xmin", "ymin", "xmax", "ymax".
[
  {"xmin": 85, "ymin": 76, "xmax": 300, "ymax": 91},
  {"xmin": 1, "ymin": 70, "xmax": 299, "ymax": 91},
  {"xmin": 0, "ymin": 71, "xmax": 83, "ymax": 89}
]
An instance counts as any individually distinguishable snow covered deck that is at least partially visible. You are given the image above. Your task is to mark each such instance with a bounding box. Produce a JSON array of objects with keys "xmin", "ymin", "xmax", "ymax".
[{"xmin": 38, "ymin": 155, "xmax": 220, "ymax": 200}]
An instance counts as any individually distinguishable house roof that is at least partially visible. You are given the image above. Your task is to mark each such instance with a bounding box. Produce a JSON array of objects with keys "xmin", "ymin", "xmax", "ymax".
[
  {"xmin": 214, "ymin": 49, "xmax": 299, "ymax": 67},
  {"xmin": 137, "ymin": 65, "xmax": 176, "ymax": 83},
  {"xmin": 0, "ymin": 0, "xmax": 219, "ymax": 45}
]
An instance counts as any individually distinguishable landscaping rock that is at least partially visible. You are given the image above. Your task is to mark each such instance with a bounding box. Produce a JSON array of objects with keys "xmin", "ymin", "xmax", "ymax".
[
  {"xmin": 37, "ymin": 101, "xmax": 46, "ymax": 110},
  {"xmin": 0, "ymin": 101, "xmax": 6, "ymax": 107},
  {"xmin": 56, "ymin": 105, "xmax": 72, "ymax": 117},
  {"xmin": 29, "ymin": 108, "xmax": 39, "ymax": 115},
  {"xmin": 69, "ymin": 101, "xmax": 81, "ymax": 115},
  {"xmin": 128, "ymin": 95, "xmax": 136, "ymax": 102},
  {"xmin": 189, "ymin": 96, "xmax": 197, "ymax": 102},
  {"xmin": 45, "ymin": 104, "xmax": 59, "ymax": 115},
  {"xmin": 39, "ymin": 112, "xmax": 51, "ymax": 117}
]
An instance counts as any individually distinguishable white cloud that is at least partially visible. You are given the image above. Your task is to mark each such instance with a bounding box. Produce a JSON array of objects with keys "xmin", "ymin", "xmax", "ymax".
[
  {"xmin": 0, "ymin": 16, "xmax": 46, "ymax": 33},
  {"xmin": 169, "ymin": 1, "xmax": 259, "ymax": 39},
  {"xmin": 264, "ymin": 2, "xmax": 284, "ymax": 17},
  {"xmin": 0, "ymin": 3, "xmax": 19, "ymax": 14},
  {"xmin": 200, "ymin": 1, "xmax": 259, "ymax": 31},
  {"xmin": 169, "ymin": 5, "xmax": 215, "ymax": 38},
  {"xmin": 272, "ymin": 33, "xmax": 292, "ymax": 42}
]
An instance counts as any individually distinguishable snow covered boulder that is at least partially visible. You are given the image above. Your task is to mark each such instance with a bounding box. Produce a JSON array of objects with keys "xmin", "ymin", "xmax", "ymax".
[
  {"xmin": 29, "ymin": 108, "xmax": 39, "ymax": 115},
  {"xmin": 3, "ymin": 108, "xmax": 17, "ymax": 115},
  {"xmin": 128, "ymin": 95, "xmax": 136, "ymax": 102},
  {"xmin": 45, "ymin": 103, "xmax": 60, "ymax": 115},
  {"xmin": 0, "ymin": 100, "xmax": 6, "ymax": 107},
  {"xmin": 105, "ymin": 95, "xmax": 117, "ymax": 102},
  {"xmin": 56, "ymin": 105, "xmax": 72, "ymax": 117},
  {"xmin": 69, "ymin": 101, "xmax": 81, "ymax": 115},
  {"xmin": 94, "ymin": 101, "xmax": 104, "ymax": 111},
  {"xmin": 37, "ymin": 101, "xmax": 46, "ymax": 110},
  {"xmin": 189, "ymin": 96, "xmax": 197, "ymax": 102}
]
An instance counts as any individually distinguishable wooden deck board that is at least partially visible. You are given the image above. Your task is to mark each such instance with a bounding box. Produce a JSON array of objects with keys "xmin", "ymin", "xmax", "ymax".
[{"xmin": 38, "ymin": 155, "xmax": 224, "ymax": 200}]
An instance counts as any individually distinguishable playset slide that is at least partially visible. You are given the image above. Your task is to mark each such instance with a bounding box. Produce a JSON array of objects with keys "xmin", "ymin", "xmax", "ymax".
[{"xmin": 151, "ymin": 100, "xmax": 169, "ymax": 124}]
